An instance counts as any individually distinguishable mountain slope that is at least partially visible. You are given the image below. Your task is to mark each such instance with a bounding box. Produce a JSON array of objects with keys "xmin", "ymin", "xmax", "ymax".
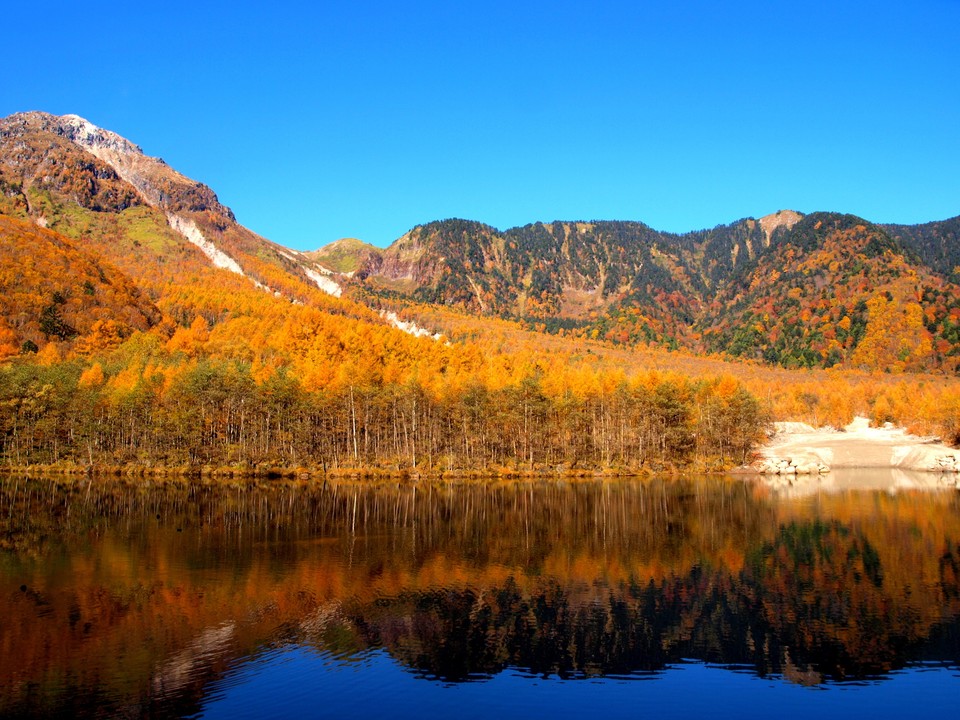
[
  {"xmin": 2, "ymin": 110, "xmax": 960, "ymax": 473},
  {"xmin": 701, "ymin": 213, "xmax": 960, "ymax": 370},
  {"xmin": 0, "ymin": 112, "xmax": 366, "ymax": 308},
  {"xmin": 3, "ymin": 111, "xmax": 958, "ymax": 375},
  {"xmin": 0, "ymin": 112, "xmax": 770, "ymax": 473},
  {"xmin": 355, "ymin": 219, "xmax": 705, "ymax": 344},
  {"xmin": 883, "ymin": 215, "xmax": 960, "ymax": 280},
  {"xmin": 346, "ymin": 211, "xmax": 960, "ymax": 371},
  {"xmin": 0, "ymin": 215, "xmax": 160, "ymax": 358},
  {"xmin": 0, "ymin": 111, "xmax": 455, "ymax": 378}
]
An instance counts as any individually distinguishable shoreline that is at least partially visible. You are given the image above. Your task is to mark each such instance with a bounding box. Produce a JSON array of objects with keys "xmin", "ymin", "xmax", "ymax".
[{"xmin": 0, "ymin": 463, "xmax": 664, "ymax": 482}]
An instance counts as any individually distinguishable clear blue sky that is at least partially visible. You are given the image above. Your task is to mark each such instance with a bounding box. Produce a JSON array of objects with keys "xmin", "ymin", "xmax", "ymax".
[{"xmin": 4, "ymin": 1, "xmax": 959, "ymax": 249}]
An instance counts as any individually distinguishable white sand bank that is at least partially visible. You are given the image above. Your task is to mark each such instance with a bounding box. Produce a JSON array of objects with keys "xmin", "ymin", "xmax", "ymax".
[{"xmin": 751, "ymin": 417, "xmax": 960, "ymax": 473}]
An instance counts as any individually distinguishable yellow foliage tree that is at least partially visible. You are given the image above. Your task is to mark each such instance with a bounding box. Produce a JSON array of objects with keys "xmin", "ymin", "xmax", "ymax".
[
  {"xmin": 851, "ymin": 294, "xmax": 933, "ymax": 371},
  {"xmin": 0, "ymin": 318, "xmax": 17, "ymax": 360},
  {"xmin": 165, "ymin": 316, "xmax": 210, "ymax": 357},
  {"xmin": 78, "ymin": 363, "xmax": 106, "ymax": 388}
]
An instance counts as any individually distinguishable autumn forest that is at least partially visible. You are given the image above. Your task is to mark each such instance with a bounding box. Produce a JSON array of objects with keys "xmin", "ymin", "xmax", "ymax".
[{"xmin": 2, "ymin": 112, "xmax": 960, "ymax": 476}]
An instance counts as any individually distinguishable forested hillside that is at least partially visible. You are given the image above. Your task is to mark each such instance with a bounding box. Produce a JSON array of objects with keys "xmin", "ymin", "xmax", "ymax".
[
  {"xmin": 0, "ymin": 216, "xmax": 160, "ymax": 358},
  {"xmin": 1, "ymin": 111, "xmax": 959, "ymax": 475},
  {"xmin": 343, "ymin": 211, "xmax": 960, "ymax": 371},
  {"xmin": 883, "ymin": 215, "xmax": 960, "ymax": 279},
  {"xmin": 0, "ymin": 112, "xmax": 768, "ymax": 474},
  {"xmin": 701, "ymin": 213, "xmax": 960, "ymax": 371}
]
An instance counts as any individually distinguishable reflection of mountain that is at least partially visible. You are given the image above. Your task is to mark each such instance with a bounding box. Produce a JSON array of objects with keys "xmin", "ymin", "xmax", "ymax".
[{"xmin": 0, "ymin": 477, "xmax": 958, "ymax": 715}]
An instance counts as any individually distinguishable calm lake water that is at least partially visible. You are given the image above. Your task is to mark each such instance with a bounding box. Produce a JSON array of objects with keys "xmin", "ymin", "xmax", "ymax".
[{"xmin": 1, "ymin": 472, "xmax": 958, "ymax": 718}]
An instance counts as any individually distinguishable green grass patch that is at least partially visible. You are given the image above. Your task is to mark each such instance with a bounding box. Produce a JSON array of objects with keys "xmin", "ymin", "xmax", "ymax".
[{"xmin": 308, "ymin": 238, "xmax": 379, "ymax": 273}]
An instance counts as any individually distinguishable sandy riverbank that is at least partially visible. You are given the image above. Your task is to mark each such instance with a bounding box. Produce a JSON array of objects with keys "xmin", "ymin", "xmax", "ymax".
[{"xmin": 754, "ymin": 417, "xmax": 959, "ymax": 473}]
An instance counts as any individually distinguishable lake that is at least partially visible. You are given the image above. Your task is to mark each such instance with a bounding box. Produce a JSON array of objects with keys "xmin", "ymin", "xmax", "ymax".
[{"xmin": 1, "ymin": 471, "xmax": 958, "ymax": 718}]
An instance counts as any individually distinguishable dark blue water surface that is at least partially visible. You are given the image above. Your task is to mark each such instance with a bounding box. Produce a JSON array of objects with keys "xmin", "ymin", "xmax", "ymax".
[
  {"xmin": 200, "ymin": 650, "xmax": 959, "ymax": 720},
  {"xmin": 1, "ymin": 472, "xmax": 958, "ymax": 718}
]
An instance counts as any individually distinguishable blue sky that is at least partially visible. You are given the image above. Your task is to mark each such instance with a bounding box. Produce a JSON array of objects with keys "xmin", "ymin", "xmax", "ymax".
[{"xmin": 4, "ymin": 1, "xmax": 959, "ymax": 249}]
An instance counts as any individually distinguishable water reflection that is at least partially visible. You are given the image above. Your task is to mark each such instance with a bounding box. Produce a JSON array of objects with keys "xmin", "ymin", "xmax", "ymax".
[{"xmin": 0, "ymin": 474, "xmax": 958, "ymax": 717}]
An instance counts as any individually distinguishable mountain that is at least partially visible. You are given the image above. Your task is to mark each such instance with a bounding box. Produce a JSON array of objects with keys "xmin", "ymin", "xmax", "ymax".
[
  {"xmin": 2, "ymin": 110, "xmax": 959, "ymax": 474},
  {"xmin": 0, "ymin": 111, "xmax": 769, "ymax": 475},
  {"xmin": 0, "ymin": 111, "xmax": 454, "ymax": 379},
  {"xmin": 700, "ymin": 213, "xmax": 960, "ymax": 369},
  {"xmin": 2, "ymin": 111, "xmax": 958, "ymax": 377},
  {"xmin": 304, "ymin": 237, "xmax": 378, "ymax": 274},
  {"xmin": 332, "ymin": 210, "xmax": 960, "ymax": 371},
  {"xmin": 0, "ymin": 111, "xmax": 362, "ymax": 309}
]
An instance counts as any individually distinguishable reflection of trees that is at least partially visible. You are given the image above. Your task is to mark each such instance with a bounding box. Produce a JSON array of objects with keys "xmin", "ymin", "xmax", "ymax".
[
  {"xmin": 743, "ymin": 521, "xmax": 904, "ymax": 677},
  {"xmin": 355, "ymin": 581, "xmax": 674, "ymax": 682},
  {"xmin": 0, "ymin": 476, "xmax": 771, "ymax": 583},
  {"xmin": 351, "ymin": 535, "xmax": 960, "ymax": 683},
  {"xmin": 357, "ymin": 579, "xmax": 705, "ymax": 682},
  {"xmin": 342, "ymin": 513, "xmax": 960, "ymax": 682},
  {"xmin": 1, "ymin": 476, "xmax": 959, "ymax": 716},
  {"xmin": 942, "ymin": 541, "xmax": 960, "ymax": 600}
]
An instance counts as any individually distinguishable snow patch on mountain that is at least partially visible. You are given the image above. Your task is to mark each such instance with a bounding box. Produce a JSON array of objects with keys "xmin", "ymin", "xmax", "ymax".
[{"xmin": 304, "ymin": 267, "xmax": 343, "ymax": 297}]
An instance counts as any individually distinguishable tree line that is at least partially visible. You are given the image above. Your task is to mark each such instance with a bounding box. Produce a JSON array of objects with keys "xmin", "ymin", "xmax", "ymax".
[{"xmin": 0, "ymin": 356, "xmax": 764, "ymax": 474}]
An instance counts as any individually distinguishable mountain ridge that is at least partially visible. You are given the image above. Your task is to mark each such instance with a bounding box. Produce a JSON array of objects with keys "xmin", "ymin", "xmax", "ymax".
[
  {"xmin": 0, "ymin": 111, "xmax": 378, "ymax": 305},
  {"xmin": 328, "ymin": 210, "xmax": 960, "ymax": 370}
]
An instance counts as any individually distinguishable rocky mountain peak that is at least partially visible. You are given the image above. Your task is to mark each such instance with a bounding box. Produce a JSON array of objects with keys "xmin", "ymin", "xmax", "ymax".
[
  {"xmin": 58, "ymin": 113, "xmax": 144, "ymax": 157},
  {"xmin": 3, "ymin": 111, "xmax": 141, "ymax": 158},
  {"xmin": 1, "ymin": 111, "xmax": 234, "ymax": 220},
  {"xmin": 759, "ymin": 209, "xmax": 803, "ymax": 244}
]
